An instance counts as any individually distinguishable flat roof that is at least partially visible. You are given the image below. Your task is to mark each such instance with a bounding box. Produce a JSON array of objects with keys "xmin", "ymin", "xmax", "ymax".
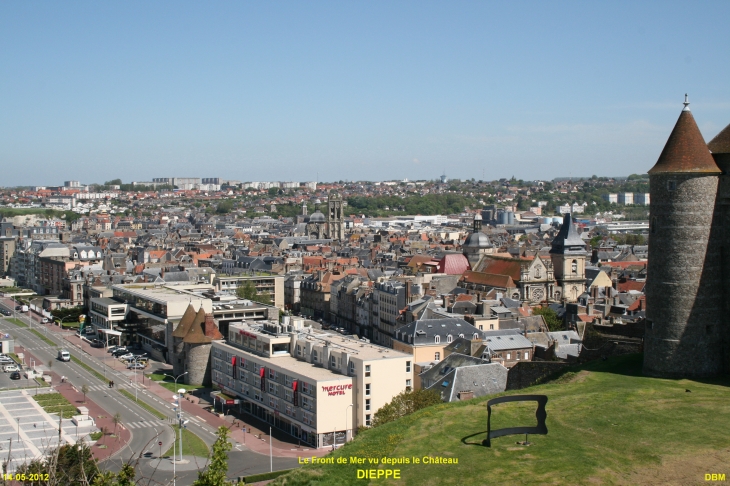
[
  {"xmin": 112, "ymin": 284, "xmax": 212, "ymax": 305},
  {"xmin": 93, "ymin": 297, "xmax": 123, "ymax": 306},
  {"xmin": 214, "ymin": 340, "xmax": 351, "ymax": 381}
]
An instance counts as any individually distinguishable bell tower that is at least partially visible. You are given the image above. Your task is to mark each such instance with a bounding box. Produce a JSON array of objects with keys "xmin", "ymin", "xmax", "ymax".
[
  {"xmin": 549, "ymin": 213, "xmax": 587, "ymax": 302},
  {"xmin": 327, "ymin": 190, "xmax": 344, "ymax": 241}
]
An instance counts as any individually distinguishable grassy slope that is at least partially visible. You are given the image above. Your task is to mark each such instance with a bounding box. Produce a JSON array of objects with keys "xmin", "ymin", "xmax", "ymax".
[{"xmin": 272, "ymin": 354, "xmax": 730, "ymax": 486}]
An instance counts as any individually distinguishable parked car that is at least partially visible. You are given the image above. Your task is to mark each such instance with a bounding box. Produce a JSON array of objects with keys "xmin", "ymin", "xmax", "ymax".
[
  {"xmin": 0, "ymin": 356, "xmax": 14, "ymax": 364},
  {"xmin": 108, "ymin": 346, "xmax": 125, "ymax": 353},
  {"xmin": 41, "ymin": 317, "xmax": 49, "ymax": 323},
  {"xmin": 127, "ymin": 363, "xmax": 145, "ymax": 370},
  {"xmin": 111, "ymin": 348, "xmax": 129, "ymax": 356},
  {"xmin": 3, "ymin": 364, "xmax": 20, "ymax": 373},
  {"xmin": 119, "ymin": 353, "xmax": 135, "ymax": 360},
  {"xmin": 90, "ymin": 339, "xmax": 104, "ymax": 348},
  {"xmin": 0, "ymin": 309, "xmax": 11, "ymax": 316},
  {"xmin": 9, "ymin": 371, "xmax": 21, "ymax": 380}
]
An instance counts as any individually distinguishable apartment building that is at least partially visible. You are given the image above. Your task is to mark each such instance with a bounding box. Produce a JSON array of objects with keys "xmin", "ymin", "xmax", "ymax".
[{"xmin": 211, "ymin": 319, "xmax": 412, "ymax": 449}]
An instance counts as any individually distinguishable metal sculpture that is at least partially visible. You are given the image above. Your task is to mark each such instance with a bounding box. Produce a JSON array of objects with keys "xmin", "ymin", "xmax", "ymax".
[{"xmin": 483, "ymin": 394, "xmax": 548, "ymax": 447}]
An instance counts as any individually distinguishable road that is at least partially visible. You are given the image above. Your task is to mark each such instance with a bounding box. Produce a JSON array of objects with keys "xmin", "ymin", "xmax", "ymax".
[{"xmin": 0, "ymin": 299, "xmax": 300, "ymax": 484}]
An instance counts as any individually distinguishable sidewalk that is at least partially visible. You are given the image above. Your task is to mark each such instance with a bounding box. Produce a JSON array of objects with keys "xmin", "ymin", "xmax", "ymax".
[
  {"xmin": 35, "ymin": 320, "xmax": 331, "ymax": 459},
  {"xmin": 16, "ymin": 345, "xmax": 132, "ymax": 461}
]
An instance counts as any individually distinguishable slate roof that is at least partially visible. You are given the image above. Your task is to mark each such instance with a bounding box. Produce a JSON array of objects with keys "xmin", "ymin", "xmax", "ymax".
[
  {"xmin": 422, "ymin": 354, "xmax": 508, "ymax": 402},
  {"xmin": 550, "ymin": 213, "xmax": 587, "ymax": 255},
  {"xmin": 484, "ymin": 332, "xmax": 534, "ymax": 352},
  {"xmin": 395, "ymin": 318, "xmax": 483, "ymax": 346},
  {"xmin": 648, "ymin": 102, "xmax": 720, "ymax": 174}
]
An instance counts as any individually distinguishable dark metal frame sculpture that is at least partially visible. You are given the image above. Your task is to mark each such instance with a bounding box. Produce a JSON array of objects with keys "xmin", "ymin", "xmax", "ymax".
[{"xmin": 483, "ymin": 394, "xmax": 548, "ymax": 447}]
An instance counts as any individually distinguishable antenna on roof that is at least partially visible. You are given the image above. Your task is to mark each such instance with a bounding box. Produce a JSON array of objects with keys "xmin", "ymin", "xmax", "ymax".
[{"xmin": 683, "ymin": 93, "xmax": 690, "ymax": 112}]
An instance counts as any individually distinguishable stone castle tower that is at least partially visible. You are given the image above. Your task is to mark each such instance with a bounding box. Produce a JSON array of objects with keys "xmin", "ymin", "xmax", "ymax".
[
  {"xmin": 170, "ymin": 303, "xmax": 224, "ymax": 385},
  {"xmin": 644, "ymin": 96, "xmax": 730, "ymax": 378},
  {"xmin": 550, "ymin": 213, "xmax": 587, "ymax": 303}
]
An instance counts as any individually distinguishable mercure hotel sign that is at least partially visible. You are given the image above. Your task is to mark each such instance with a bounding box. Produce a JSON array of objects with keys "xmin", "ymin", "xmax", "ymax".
[{"xmin": 321, "ymin": 384, "xmax": 353, "ymax": 396}]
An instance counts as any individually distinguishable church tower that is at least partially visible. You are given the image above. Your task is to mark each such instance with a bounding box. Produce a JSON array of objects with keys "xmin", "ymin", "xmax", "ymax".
[
  {"xmin": 644, "ymin": 96, "xmax": 724, "ymax": 378},
  {"xmin": 549, "ymin": 213, "xmax": 587, "ymax": 302},
  {"xmin": 462, "ymin": 213, "xmax": 493, "ymax": 267},
  {"xmin": 327, "ymin": 190, "xmax": 345, "ymax": 241}
]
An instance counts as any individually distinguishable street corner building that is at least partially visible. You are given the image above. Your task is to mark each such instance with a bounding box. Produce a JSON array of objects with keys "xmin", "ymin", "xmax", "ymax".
[{"xmin": 210, "ymin": 317, "xmax": 413, "ymax": 448}]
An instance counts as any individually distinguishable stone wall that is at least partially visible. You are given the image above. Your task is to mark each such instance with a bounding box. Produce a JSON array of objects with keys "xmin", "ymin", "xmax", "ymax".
[
  {"xmin": 645, "ymin": 173, "xmax": 724, "ymax": 377},
  {"xmin": 506, "ymin": 361, "xmax": 571, "ymax": 390},
  {"xmin": 185, "ymin": 343, "xmax": 212, "ymax": 386}
]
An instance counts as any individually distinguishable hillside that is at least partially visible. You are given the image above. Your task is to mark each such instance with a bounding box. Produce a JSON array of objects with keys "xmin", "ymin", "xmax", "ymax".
[{"xmin": 272, "ymin": 355, "xmax": 730, "ymax": 485}]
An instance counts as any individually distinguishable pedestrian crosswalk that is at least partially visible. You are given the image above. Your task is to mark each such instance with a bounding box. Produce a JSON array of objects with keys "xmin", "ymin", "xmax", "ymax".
[
  {"xmin": 124, "ymin": 420, "xmax": 167, "ymax": 429},
  {"xmin": 87, "ymin": 383, "xmax": 129, "ymax": 392}
]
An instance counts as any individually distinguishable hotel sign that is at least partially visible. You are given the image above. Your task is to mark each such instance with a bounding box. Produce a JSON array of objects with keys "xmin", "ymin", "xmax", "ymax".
[
  {"xmin": 239, "ymin": 330, "xmax": 258, "ymax": 340},
  {"xmin": 321, "ymin": 384, "xmax": 353, "ymax": 396}
]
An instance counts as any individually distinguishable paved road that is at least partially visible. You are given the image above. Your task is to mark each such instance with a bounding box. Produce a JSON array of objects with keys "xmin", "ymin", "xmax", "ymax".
[{"xmin": 1, "ymin": 300, "xmax": 301, "ymax": 485}]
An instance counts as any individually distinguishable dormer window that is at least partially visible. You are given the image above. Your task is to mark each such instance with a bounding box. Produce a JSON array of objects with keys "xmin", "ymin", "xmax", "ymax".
[
  {"xmin": 446, "ymin": 334, "xmax": 453, "ymax": 343},
  {"xmin": 435, "ymin": 335, "xmax": 441, "ymax": 344},
  {"xmin": 312, "ymin": 350, "xmax": 318, "ymax": 362}
]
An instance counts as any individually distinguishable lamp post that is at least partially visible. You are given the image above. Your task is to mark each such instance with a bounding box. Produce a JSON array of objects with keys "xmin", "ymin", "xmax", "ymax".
[
  {"xmin": 131, "ymin": 354, "xmax": 147, "ymax": 402},
  {"xmin": 345, "ymin": 404, "xmax": 353, "ymax": 443},
  {"xmin": 165, "ymin": 372, "xmax": 188, "ymax": 462}
]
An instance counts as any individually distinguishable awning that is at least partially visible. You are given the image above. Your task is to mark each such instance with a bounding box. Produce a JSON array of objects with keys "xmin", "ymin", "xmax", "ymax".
[{"xmin": 99, "ymin": 329, "xmax": 122, "ymax": 336}]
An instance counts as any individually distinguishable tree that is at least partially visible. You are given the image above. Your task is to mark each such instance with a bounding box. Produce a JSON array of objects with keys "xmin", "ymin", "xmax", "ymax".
[
  {"xmin": 92, "ymin": 463, "xmax": 135, "ymax": 486},
  {"xmin": 112, "ymin": 412, "xmax": 122, "ymax": 438},
  {"xmin": 236, "ymin": 281, "xmax": 257, "ymax": 300},
  {"xmin": 15, "ymin": 442, "xmax": 99, "ymax": 485},
  {"xmin": 533, "ymin": 307, "xmax": 563, "ymax": 332},
  {"xmin": 371, "ymin": 389, "xmax": 441, "ymax": 428},
  {"xmin": 216, "ymin": 200, "xmax": 233, "ymax": 214},
  {"xmin": 81, "ymin": 384, "xmax": 89, "ymax": 403},
  {"xmin": 192, "ymin": 426, "xmax": 232, "ymax": 486}
]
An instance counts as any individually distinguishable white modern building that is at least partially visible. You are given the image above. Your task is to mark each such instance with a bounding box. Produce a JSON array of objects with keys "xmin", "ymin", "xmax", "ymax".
[{"xmin": 211, "ymin": 319, "xmax": 413, "ymax": 448}]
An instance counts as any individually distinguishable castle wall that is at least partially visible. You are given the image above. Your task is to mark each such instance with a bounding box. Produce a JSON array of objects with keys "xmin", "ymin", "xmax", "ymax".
[
  {"xmin": 172, "ymin": 336, "xmax": 185, "ymax": 376},
  {"xmin": 714, "ymin": 154, "xmax": 730, "ymax": 374},
  {"xmin": 185, "ymin": 343, "xmax": 212, "ymax": 386},
  {"xmin": 644, "ymin": 173, "xmax": 724, "ymax": 377}
]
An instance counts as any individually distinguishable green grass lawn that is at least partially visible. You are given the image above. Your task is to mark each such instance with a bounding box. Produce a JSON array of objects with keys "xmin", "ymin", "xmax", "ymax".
[
  {"xmin": 272, "ymin": 354, "xmax": 730, "ymax": 486},
  {"xmin": 146, "ymin": 372, "xmax": 205, "ymax": 393},
  {"xmin": 32, "ymin": 392, "xmax": 78, "ymax": 418},
  {"xmin": 163, "ymin": 425, "xmax": 209, "ymax": 458},
  {"xmin": 6, "ymin": 317, "xmax": 28, "ymax": 328}
]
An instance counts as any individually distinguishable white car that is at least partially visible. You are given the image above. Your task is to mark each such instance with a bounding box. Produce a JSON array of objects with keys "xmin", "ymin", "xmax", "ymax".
[
  {"xmin": 3, "ymin": 364, "xmax": 20, "ymax": 373},
  {"xmin": 0, "ymin": 356, "xmax": 14, "ymax": 364},
  {"xmin": 41, "ymin": 317, "xmax": 49, "ymax": 323}
]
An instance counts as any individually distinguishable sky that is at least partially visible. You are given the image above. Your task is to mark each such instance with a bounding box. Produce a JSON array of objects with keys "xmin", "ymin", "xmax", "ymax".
[{"xmin": 1, "ymin": 1, "xmax": 730, "ymax": 186}]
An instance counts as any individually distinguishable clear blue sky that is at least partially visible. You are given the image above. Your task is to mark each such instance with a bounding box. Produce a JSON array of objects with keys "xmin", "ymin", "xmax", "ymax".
[{"xmin": 1, "ymin": 1, "xmax": 729, "ymax": 186}]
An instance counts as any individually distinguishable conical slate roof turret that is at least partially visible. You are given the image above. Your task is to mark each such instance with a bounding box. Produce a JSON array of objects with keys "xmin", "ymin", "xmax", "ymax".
[
  {"xmin": 550, "ymin": 213, "xmax": 586, "ymax": 255},
  {"xmin": 708, "ymin": 122, "xmax": 730, "ymax": 155},
  {"xmin": 172, "ymin": 304, "xmax": 198, "ymax": 338},
  {"xmin": 648, "ymin": 95, "xmax": 720, "ymax": 175}
]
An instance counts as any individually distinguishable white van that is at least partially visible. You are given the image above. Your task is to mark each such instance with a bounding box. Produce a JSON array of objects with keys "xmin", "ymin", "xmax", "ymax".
[{"xmin": 57, "ymin": 349, "xmax": 71, "ymax": 362}]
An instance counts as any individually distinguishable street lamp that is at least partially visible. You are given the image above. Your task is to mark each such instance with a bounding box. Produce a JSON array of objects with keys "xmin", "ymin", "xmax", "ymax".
[
  {"xmin": 165, "ymin": 372, "xmax": 188, "ymax": 462},
  {"xmin": 345, "ymin": 404, "xmax": 353, "ymax": 443},
  {"xmin": 130, "ymin": 353, "xmax": 147, "ymax": 402}
]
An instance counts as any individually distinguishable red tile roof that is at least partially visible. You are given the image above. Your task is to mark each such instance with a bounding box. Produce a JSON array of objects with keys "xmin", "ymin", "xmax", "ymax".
[
  {"xmin": 708, "ymin": 122, "xmax": 730, "ymax": 154},
  {"xmin": 649, "ymin": 108, "xmax": 720, "ymax": 174},
  {"xmin": 437, "ymin": 254, "xmax": 470, "ymax": 275},
  {"xmin": 460, "ymin": 270, "xmax": 516, "ymax": 289}
]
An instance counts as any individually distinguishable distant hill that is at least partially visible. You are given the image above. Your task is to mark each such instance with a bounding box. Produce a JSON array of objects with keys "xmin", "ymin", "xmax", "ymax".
[{"xmin": 272, "ymin": 354, "xmax": 730, "ymax": 485}]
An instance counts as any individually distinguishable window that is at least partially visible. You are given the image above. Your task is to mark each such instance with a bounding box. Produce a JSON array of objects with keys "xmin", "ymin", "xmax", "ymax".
[
  {"xmin": 473, "ymin": 333, "xmax": 479, "ymax": 339},
  {"xmin": 269, "ymin": 368, "xmax": 276, "ymax": 380},
  {"xmin": 571, "ymin": 260, "xmax": 578, "ymax": 273},
  {"xmin": 446, "ymin": 334, "xmax": 453, "ymax": 343},
  {"xmin": 406, "ymin": 361, "xmax": 411, "ymax": 373},
  {"xmin": 506, "ymin": 353, "xmax": 511, "ymax": 360},
  {"xmin": 365, "ymin": 365, "xmax": 371, "ymax": 377},
  {"xmin": 365, "ymin": 384, "xmax": 371, "ymax": 396},
  {"xmin": 667, "ymin": 180, "xmax": 677, "ymax": 191},
  {"xmin": 406, "ymin": 379, "xmax": 412, "ymax": 391},
  {"xmin": 312, "ymin": 350, "xmax": 318, "ymax": 362},
  {"xmin": 330, "ymin": 355, "xmax": 336, "ymax": 368},
  {"xmin": 435, "ymin": 335, "xmax": 441, "ymax": 344},
  {"xmin": 268, "ymin": 382, "xmax": 276, "ymax": 394},
  {"xmin": 365, "ymin": 399, "xmax": 370, "ymax": 411},
  {"xmin": 517, "ymin": 351, "xmax": 521, "ymax": 360},
  {"xmin": 365, "ymin": 414, "xmax": 371, "ymax": 426},
  {"xmin": 349, "ymin": 361, "xmax": 355, "ymax": 375},
  {"xmin": 297, "ymin": 345, "xmax": 302, "ymax": 356},
  {"xmin": 524, "ymin": 351, "xmax": 529, "ymax": 360},
  {"xmin": 302, "ymin": 396, "xmax": 311, "ymax": 410},
  {"xmin": 435, "ymin": 352, "xmax": 440, "ymax": 361},
  {"xmin": 490, "ymin": 324, "xmax": 494, "ymax": 330}
]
